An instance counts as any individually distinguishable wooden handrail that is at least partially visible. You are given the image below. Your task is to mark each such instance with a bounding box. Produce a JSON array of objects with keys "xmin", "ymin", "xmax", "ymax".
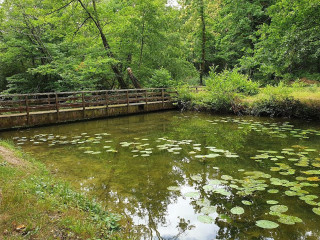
[{"xmin": 0, "ymin": 87, "xmax": 182, "ymax": 115}]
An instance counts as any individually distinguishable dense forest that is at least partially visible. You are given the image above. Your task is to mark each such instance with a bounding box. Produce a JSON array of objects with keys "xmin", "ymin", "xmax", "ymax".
[{"xmin": 0, "ymin": 0, "xmax": 319, "ymax": 93}]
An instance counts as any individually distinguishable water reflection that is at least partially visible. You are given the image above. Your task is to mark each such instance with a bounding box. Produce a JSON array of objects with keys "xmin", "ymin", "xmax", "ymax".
[{"xmin": 1, "ymin": 111, "xmax": 320, "ymax": 239}]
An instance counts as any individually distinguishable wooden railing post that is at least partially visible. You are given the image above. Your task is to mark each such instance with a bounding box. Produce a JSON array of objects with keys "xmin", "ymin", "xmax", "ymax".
[
  {"xmin": 25, "ymin": 95, "xmax": 30, "ymax": 125},
  {"xmin": 161, "ymin": 88, "xmax": 164, "ymax": 108},
  {"xmin": 55, "ymin": 93, "xmax": 60, "ymax": 121},
  {"xmin": 82, "ymin": 92, "xmax": 85, "ymax": 118},
  {"xmin": 145, "ymin": 90, "xmax": 148, "ymax": 111},
  {"xmin": 105, "ymin": 91, "xmax": 109, "ymax": 116},
  {"xmin": 126, "ymin": 90, "xmax": 129, "ymax": 113}
]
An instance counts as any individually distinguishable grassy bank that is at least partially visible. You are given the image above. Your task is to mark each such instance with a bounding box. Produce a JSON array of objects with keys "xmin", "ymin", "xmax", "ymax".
[
  {"xmin": 0, "ymin": 141, "xmax": 121, "ymax": 240},
  {"xmin": 177, "ymin": 70, "xmax": 320, "ymax": 120}
]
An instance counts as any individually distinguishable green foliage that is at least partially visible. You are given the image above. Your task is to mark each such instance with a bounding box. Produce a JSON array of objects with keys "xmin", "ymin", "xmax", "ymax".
[
  {"xmin": 206, "ymin": 68, "xmax": 260, "ymax": 96},
  {"xmin": 147, "ymin": 68, "xmax": 175, "ymax": 87},
  {"xmin": 177, "ymin": 68, "xmax": 259, "ymax": 112},
  {"xmin": 0, "ymin": 0, "xmax": 319, "ymax": 92},
  {"xmin": 242, "ymin": 0, "xmax": 320, "ymax": 82}
]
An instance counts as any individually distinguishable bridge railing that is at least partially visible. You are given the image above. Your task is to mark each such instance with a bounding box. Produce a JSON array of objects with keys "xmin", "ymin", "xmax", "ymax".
[{"xmin": 0, "ymin": 88, "xmax": 178, "ymax": 116}]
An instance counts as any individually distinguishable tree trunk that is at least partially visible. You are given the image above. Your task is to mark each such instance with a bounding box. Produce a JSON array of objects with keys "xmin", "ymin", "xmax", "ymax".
[
  {"xmin": 139, "ymin": 20, "xmax": 145, "ymax": 68},
  {"xmin": 127, "ymin": 68, "xmax": 142, "ymax": 88},
  {"xmin": 78, "ymin": 0, "xmax": 128, "ymax": 89},
  {"xmin": 199, "ymin": 0, "xmax": 206, "ymax": 86}
]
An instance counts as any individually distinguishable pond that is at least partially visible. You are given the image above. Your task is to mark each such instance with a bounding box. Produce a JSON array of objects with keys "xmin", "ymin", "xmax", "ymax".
[{"xmin": 1, "ymin": 111, "xmax": 320, "ymax": 240}]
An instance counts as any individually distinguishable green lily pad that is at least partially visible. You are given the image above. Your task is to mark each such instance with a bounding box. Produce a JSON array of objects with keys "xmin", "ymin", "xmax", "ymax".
[
  {"xmin": 241, "ymin": 200, "xmax": 253, "ymax": 206},
  {"xmin": 209, "ymin": 180, "xmax": 221, "ymax": 185},
  {"xmin": 268, "ymin": 189, "xmax": 279, "ymax": 194},
  {"xmin": 230, "ymin": 207, "xmax": 244, "ymax": 215},
  {"xmin": 255, "ymin": 220, "xmax": 279, "ymax": 229},
  {"xmin": 167, "ymin": 186, "xmax": 180, "ymax": 191},
  {"xmin": 191, "ymin": 175, "xmax": 202, "ymax": 181},
  {"xmin": 184, "ymin": 192, "xmax": 200, "ymax": 198},
  {"xmin": 201, "ymin": 206, "xmax": 217, "ymax": 214},
  {"xmin": 196, "ymin": 198, "xmax": 210, "ymax": 207},
  {"xmin": 270, "ymin": 205, "xmax": 288, "ymax": 213},
  {"xmin": 203, "ymin": 184, "xmax": 214, "ymax": 191},
  {"xmin": 266, "ymin": 200, "xmax": 279, "ymax": 205},
  {"xmin": 278, "ymin": 214, "xmax": 302, "ymax": 225},
  {"xmin": 218, "ymin": 214, "xmax": 232, "ymax": 223},
  {"xmin": 313, "ymin": 207, "xmax": 320, "ymax": 215},
  {"xmin": 197, "ymin": 215, "xmax": 214, "ymax": 224}
]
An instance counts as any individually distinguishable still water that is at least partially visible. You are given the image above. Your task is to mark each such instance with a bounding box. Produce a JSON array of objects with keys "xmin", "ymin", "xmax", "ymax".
[{"xmin": 1, "ymin": 111, "xmax": 320, "ymax": 240}]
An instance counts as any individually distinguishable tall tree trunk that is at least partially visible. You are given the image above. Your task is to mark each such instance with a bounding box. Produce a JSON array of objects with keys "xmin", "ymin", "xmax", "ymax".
[
  {"xmin": 139, "ymin": 20, "xmax": 145, "ymax": 68},
  {"xmin": 199, "ymin": 0, "xmax": 206, "ymax": 86},
  {"xmin": 78, "ymin": 0, "xmax": 128, "ymax": 89}
]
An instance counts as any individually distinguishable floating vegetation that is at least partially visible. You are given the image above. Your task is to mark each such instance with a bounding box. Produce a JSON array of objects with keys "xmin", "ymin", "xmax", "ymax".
[
  {"xmin": 201, "ymin": 206, "xmax": 217, "ymax": 215},
  {"xmin": 241, "ymin": 200, "xmax": 253, "ymax": 206},
  {"xmin": 230, "ymin": 207, "xmax": 244, "ymax": 215},
  {"xmin": 197, "ymin": 215, "xmax": 214, "ymax": 224},
  {"xmin": 167, "ymin": 186, "xmax": 180, "ymax": 191},
  {"xmin": 255, "ymin": 220, "xmax": 279, "ymax": 229},
  {"xmin": 7, "ymin": 115, "xmax": 320, "ymax": 234},
  {"xmin": 184, "ymin": 192, "xmax": 200, "ymax": 198},
  {"xmin": 313, "ymin": 208, "xmax": 320, "ymax": 216},
  {"xmin": 270, "ymin": 205, "xmax": 288, "ymax": 213}
]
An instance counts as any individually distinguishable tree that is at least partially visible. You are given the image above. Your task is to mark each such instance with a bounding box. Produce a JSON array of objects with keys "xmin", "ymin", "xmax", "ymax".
[{"xmin": 242, "ymin": 0, "xmax": 320, "ymax": 82}]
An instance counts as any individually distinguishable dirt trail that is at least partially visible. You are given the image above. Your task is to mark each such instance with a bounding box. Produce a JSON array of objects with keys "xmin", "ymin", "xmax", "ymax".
[{"xmin": 0, "ymin": 146, "xmax": 26, "ymax": 167}]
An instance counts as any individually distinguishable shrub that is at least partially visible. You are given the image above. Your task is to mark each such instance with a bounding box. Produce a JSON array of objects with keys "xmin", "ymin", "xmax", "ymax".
[
  {"xmin": 147, "ymin": 68, "xmax": 175, "ymax": 88},
  {"xmin": 260, "ymin": 82, "xmax": 293, "ymax": 100},
  {"xmin": 206, "ymin": 68, "xmax": 260, "ymax": 96}
]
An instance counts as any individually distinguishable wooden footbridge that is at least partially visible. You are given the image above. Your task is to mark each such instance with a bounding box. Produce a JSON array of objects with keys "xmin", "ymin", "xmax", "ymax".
[{"xmin": 0, "ymin": 88, "xmax": 181, "ymax": 130}]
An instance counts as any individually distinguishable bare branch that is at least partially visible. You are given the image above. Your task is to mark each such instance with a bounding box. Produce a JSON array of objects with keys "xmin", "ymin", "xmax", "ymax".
[
  {"xmin": 72, "ymin": 16, "xmax": 90, "ymax": 38},
  {"xmin": 46, "ymin": 0, "xmax": 75, "ymax": 16}
]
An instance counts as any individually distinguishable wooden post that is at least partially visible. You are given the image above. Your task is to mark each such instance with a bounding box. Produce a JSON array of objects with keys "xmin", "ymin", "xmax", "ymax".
[
  {"xmin": 145, "ymin": 90, "xmax": 148, "ymax": 111},
  {"xmin": 19, "ymin": 97, "xmax": 22, "ymax": 113},
  {"xmin": 126, "ymin": 90, "xmax": 129, "ymax": 113},
  {"xmin": 105, "ymin": 91, "xmax": 109, "ymax": 116},
  {"xmin": 196, "ymin": 87, "xmax": 198, "ymax": 93},
  {"xmin": 161, "ymin": 88, "xmax": 164, "ymax": 108},
  {"xmin": 55, "ymin": 93, "xmax": 60, "ymax": 121},
  {"xmin": 82, "ymin": 92, "xmax": 85, "ymax": 118},
  {"xmin": 25, "ymin": 95, "xmax": 30, "ymax": 125}
]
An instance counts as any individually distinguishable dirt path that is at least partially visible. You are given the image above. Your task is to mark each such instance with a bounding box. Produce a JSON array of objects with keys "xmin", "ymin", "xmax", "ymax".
[{"xmin": 0, "ymin": 146, "xmax": 26, "ymax": 167}]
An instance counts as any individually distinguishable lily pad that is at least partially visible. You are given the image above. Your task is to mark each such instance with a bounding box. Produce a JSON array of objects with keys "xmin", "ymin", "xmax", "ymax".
[
  {"xmin": 197, "ymin": 215, "xmax": 214, "ymax": 224},
  {"xmin": 277, "ymin": 214, "xmax": 302, "ymax": 225},
  {"xmin": 230, "ymin": 207, "xmax": 244, "ymax": 215},
  {"xmin": 312, "ymin": 207, "xmax": 320, "ymax": 215},
  {"xmin": 266, "ymin": 200, "xmax": 278, "ymax": 205},
  {"xmin": 255, "ymin": 220, "xmax": 279, "ymax": 229},
  {"xmin": 241, "ymin": 200, "xmax": 253, "ymax": 206},
  {"xmin": 191, "ymin": 175, "xmax": 202, "ymax": 181},
  {"xmin": 268, "ymin": 189, "xmax": 279, "ymax": 194},
  {"xmin": 167, "ymin": 186, "xmax": 180, "ymax": 191},
  {"xmin": 270, "ymin": 205, "xmax": 288, "ymax": 213},
  {"xmin": 203, "ymin": 185, "xmax": 214, "ymax": 191},
  {"xmin": 201, "ymin": 206, "xmax": 217, "ymax": 214},
  {"xmin": 184, "ymin": 192, "xmax": 200, "ymax": 198}
]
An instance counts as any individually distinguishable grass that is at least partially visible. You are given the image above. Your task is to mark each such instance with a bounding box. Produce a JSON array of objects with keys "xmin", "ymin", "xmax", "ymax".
[
  {"xmin": 177, "ymin": 84, "xmax": 320, "ymax": 119},
  {"xmin": 0, "ymin": 140, "xmax": 121, "ymax": 240},
  {"xmin": 245, "ymin": 86, "xmax": 320, "ymax": 106}
]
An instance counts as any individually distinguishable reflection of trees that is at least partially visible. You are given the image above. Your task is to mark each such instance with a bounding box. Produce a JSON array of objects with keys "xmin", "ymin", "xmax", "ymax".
[{"xmin": 6, "ymin": 111, "xmax": 320, "ymax": 239}]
